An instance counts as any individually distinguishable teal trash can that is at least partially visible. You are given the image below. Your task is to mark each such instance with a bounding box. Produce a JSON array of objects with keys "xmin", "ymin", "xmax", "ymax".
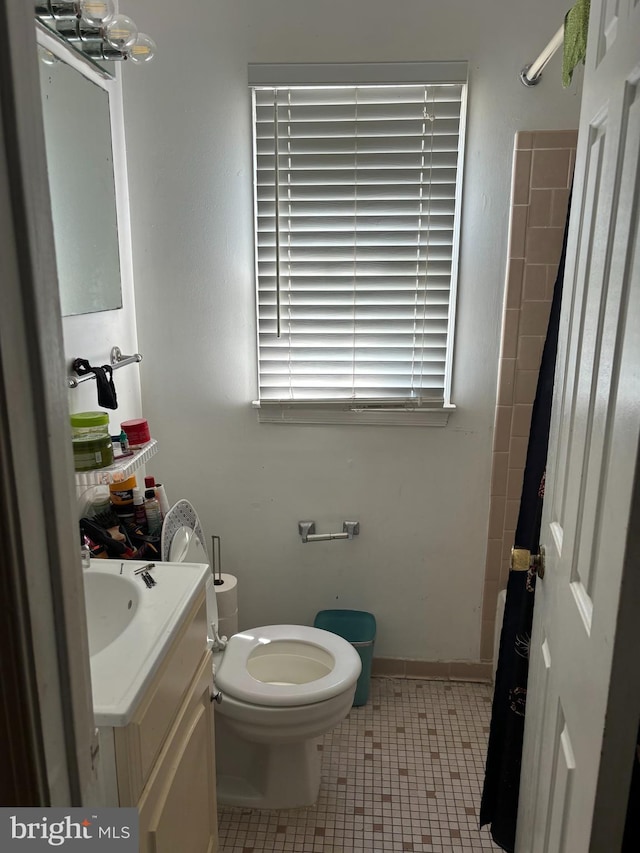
[{"xmin": 314, "ymin": 609, "xmax": 376, "ymax": 706}]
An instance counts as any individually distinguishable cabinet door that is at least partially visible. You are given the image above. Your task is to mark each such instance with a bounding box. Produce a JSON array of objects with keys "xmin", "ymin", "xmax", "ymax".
[
  {"xmin": 115, "ymin": 593, "xmax": 208, "ymax": 806},
  {"xmin": 138, "ymin": 652, "xmax": 217, "ymax": 853}
]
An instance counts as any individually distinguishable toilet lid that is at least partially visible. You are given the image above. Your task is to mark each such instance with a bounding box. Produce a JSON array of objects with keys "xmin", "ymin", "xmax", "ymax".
[{"xmin": 214, "ymin": 625, "xmax": 362, "ymax": 707}]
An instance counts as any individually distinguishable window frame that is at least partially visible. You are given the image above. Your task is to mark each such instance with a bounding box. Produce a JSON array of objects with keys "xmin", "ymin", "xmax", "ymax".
[{"xmin": 249, "ymin": 62, "xmax": 468, "ymax": 426}]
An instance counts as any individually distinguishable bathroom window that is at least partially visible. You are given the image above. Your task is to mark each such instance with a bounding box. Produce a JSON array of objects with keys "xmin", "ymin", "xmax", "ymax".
[{"xmin": 249, "ymin": 62, "xmax": 467, "ymax": 425}]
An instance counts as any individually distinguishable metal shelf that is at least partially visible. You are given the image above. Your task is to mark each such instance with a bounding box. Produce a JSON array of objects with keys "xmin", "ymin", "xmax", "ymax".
[{"xmin": 74, "ymin": 439, "xmax": 158, "ymax": 487}]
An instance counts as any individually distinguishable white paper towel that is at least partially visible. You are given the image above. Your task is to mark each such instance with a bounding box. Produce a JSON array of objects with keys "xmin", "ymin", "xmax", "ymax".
[{"xmin": 214, "ymin": 573, "xmax": 238, "ymax": 618}]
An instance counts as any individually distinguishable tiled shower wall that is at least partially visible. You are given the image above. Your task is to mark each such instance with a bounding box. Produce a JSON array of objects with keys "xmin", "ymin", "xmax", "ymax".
[{"xmin": 480, "ymin": 130, "xmax": 578, "ymax": 664}]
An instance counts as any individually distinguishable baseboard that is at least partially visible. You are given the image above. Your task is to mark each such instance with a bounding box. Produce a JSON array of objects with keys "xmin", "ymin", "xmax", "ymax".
[{"xmin": 372, "ymin": 657, "xmax": 492, "ymax": 683}]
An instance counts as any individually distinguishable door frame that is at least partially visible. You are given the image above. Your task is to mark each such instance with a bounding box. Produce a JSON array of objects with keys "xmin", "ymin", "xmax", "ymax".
[
  {"xmin": 590, "ymin": 453, "xmax": 640, "ymax": 847},
  {"xmin": 0, "ymin": 0, "xmax": 95, "ymax": 805}
]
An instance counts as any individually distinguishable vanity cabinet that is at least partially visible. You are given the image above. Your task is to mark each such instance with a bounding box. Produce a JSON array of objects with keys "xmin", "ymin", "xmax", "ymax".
[
  {"xmin": 112, "ymin": 589, "xmax": 218, "ymax": 853},
  {"xmin": 137, "ymin": 653, "xmax": 216, "ymax": 853}
]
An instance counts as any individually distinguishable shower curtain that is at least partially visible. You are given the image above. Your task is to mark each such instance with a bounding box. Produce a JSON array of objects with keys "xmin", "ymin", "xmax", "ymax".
[{"xmin": 479, "ymin": 191, "xmax": 572, "ymax": 852}]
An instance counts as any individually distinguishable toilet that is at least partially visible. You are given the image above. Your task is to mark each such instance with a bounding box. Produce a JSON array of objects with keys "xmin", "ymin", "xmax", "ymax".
[
  {"xmin": 164, "ymin": 504, "xmax": 362, "ymax": 809},
  {"xmin": 212, "ymin": 616, "xmax": 361, "ymax": 809}
]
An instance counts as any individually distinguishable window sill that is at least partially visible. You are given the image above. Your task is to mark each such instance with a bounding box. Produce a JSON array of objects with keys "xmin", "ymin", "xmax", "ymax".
[{"xmin": 252, "ymin": 403, "xmax": 455, "ymax": 427}]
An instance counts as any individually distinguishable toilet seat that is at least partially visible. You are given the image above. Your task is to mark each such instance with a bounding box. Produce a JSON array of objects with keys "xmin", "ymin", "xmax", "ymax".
[{"xmin": 214, "ymin": 624, "xmax": 360, "ymax": 707}]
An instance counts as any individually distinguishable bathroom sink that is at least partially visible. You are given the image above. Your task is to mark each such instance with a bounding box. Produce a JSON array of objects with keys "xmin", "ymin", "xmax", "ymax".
[
  {"xmin": 83, "ymin": 560, "xmax": 209, "ymax": 727},
  {"xmin": 84, "ymin": 571, "xmax": 141, "ymax": 656}
]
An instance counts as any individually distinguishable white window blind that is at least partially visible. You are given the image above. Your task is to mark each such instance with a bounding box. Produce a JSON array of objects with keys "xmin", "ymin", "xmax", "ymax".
[{"xmin": 251, "ymin": 69, "xmax": 466, "ymax": 410}]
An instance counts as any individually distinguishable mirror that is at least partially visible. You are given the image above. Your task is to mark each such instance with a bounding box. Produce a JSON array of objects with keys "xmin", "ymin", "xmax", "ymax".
[{"xmin": 39, "ymin": 52, "xmax": 122, "ymax": 316}]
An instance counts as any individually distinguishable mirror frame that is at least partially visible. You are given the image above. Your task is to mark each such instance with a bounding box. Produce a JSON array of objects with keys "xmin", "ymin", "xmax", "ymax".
[{"xmin": 36, "ymin": 21, "xmax": 130, "ymax": 317}]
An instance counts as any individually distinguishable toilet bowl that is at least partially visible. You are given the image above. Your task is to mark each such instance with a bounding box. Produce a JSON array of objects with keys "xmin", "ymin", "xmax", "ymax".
[
  {"xmin": 162, "ymin": 503, "xmax": 362, "ymax": 809},
  {"xmin": 212, "ymin": 622, "xmax": 361, "ymax": 809}
]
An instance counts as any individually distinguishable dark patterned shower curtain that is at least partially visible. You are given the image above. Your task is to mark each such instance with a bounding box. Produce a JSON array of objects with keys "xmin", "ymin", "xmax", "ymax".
[{"xmin": 479, "ymin": 192, "xmax": 572, "ymax": 852}]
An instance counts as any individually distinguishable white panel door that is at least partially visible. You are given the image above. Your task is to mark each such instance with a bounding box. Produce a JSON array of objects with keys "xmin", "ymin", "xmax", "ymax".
[{"xmin": 517, "ymin": 1, "xmax": 640, "ymax": 851}]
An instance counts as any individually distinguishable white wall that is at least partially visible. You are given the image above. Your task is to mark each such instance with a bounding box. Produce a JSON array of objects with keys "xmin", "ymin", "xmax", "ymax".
[
  {"xmin": 63, "ymin": 289, "xmax": 140, "ymax": 427},
  {"xmin": 121, "ymin": 0, "xmax": 581, "ymax": 661}
]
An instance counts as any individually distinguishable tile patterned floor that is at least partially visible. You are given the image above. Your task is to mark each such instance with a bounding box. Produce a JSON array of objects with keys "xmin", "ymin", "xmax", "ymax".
[{"xmin": 218, "ymin": 677, "xmax": 502, "ymax": 852}]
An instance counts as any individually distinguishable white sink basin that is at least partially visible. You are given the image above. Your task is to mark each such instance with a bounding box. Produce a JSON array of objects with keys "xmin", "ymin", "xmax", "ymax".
[
  {"xmin": 84, "ymin": 571, "xmax": 141, "ymax": 656},
  {"xmin": 84, "ymin": 560, "xmax": 209, "ymax": 727}
]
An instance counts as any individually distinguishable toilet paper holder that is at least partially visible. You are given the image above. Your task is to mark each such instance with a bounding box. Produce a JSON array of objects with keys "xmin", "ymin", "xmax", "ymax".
[
  {"xmin": 212, "ymin": 534, "xmax": 223, "ymax": 584},
  {"xmin": 298, "ymin": 520, "xmax": 360, "ymax": 543}
]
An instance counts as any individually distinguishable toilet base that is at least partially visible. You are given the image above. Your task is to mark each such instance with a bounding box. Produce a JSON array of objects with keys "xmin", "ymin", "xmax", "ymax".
[{"xmin": 215, "ymin": 714, "xmax": 322, "ymax": 809}]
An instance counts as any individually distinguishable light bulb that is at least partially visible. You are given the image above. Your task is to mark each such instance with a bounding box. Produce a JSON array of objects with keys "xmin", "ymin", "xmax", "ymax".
[
  {"xmin": 78, "ymin": 0, "xmax": 114, "ymax": 27},
  {"xmin": 104, "ymin": 14, "xmax": 137, "ymax": 51},
  {"xmin": 127, "ymin": 33, "xmax": 157, "ymax": 64},
  {"xmin": 38, "ymin": 46, "xmax": 58, "ymax": 66}
]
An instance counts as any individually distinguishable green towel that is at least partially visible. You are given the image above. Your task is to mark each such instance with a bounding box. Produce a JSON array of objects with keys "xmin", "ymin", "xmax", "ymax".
[{"xmin": 563, "ymin": 0, "xmax": 591, "ymax": 87}]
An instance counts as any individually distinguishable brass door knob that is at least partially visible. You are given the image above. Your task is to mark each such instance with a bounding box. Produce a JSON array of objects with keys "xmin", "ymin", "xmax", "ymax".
[{"xmin": 530, "ymin": 546, "xmax": 546, "ymax": 579}]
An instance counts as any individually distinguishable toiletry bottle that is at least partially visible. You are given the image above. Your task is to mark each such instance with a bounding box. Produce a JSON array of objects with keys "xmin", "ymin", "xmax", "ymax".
[
  {"xmin": 155, "ymin": 483, "xmax": 170, "ymax": 516},
  {"xmin": 80, "ymin": 534, "xmax": 91, "ymax": 569},
  {"xmin": 145, "ymin": 475, "xmax": 167, "ymax": 518},
  {"xmin": 121, "ymin": 418, "xmax": 151, "ymax": 448},
  {"xmin": 119, "ymin": 428, "xmax": 130, "ymax": 454},
  {"xmin": 109, "ymin": 475, "xmax": 137, "ymax": 522},
  {"xmin": 70, "ymin": 411, "xmax": 113, "ymax": 471},
  {"xmin": 133, "ymin": 488, "xmax": 147, "ymax": 526},
  {"xmin": 144, "ymin": 488, "xmax": 162, "ymax": 536}
]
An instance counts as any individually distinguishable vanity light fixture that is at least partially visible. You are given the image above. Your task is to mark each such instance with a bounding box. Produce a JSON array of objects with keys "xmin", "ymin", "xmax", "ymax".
[
  {"xmin": 35, "ymin": 1, "xmax": 157, "ymax": 64},
  {"xmin": 77, "ymin": 1, "xmax": 115, "ymax": 27},
  {"xmin": 37, "ymin": 45, "xmax": 58, "ymax": 65}
]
